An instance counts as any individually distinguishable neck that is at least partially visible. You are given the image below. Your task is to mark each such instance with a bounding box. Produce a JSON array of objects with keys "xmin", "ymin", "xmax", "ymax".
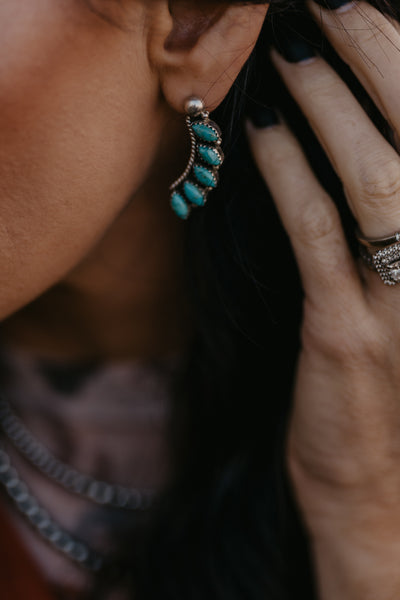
[{"xmin": 0, "ymin": 175, "xmax": 193, "ymax": 362}]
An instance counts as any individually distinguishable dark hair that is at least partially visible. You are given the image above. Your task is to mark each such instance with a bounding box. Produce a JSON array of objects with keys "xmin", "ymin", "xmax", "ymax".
[{"xmin": 92, "ymin": 1, "xmax": 400, "ymax": 598}]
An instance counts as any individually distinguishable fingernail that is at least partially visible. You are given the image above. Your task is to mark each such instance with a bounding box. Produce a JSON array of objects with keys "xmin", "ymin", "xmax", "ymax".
[
  {"xmin": 312, "ymin": 0, "xmax": 355, "ymax": 11},
  {"xmin": 246, "ymin": 105, "xmax": 280, "ymax": 129},
  {"xmin": 274, "ymin": 32, "xmax": 317, "ymax": 64}
]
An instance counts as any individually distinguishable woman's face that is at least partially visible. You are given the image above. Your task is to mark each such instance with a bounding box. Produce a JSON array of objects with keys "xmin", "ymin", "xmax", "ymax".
[
  {"xmin": 0, "ymin": 0, "xmax": 268, "ymax": 322},
  {"xmin": 0, "ymin": 0, "xmax": 184, "ymax": 316}
]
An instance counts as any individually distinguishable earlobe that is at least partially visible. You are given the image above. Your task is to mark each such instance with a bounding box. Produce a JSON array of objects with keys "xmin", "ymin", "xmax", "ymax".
[{"xmin": 148, "ymin": 1, "xmax": 269, "ymax": 115}]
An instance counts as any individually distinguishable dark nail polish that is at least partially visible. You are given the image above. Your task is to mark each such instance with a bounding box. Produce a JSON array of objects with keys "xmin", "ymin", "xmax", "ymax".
[
  {"xmin": 313, "ymin": 0, "xmax": 354, "ymax": 9},
  {"xmin": 247, "ymin": 105, "xmax": 280, "ymax": 129},
  {"xmin": 275, "ymin": 33, "xmax": 316, "ymax": 64}
]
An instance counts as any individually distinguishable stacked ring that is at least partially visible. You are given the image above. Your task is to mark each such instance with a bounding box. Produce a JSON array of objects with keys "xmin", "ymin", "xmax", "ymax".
[{"xmin": 356, "ymin": 228, "xmax": 400, "ymax": 286}]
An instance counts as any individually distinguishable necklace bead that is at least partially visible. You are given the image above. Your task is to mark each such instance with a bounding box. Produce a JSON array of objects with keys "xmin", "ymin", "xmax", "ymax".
[{"xmin": 0, "ymin": 397, "xmax": 154, "ymax": 510}]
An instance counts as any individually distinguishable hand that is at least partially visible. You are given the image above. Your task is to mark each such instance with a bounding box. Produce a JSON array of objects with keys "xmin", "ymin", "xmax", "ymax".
[{"xmin": 247, "ymin": 1, "xmax": 400, "ymax": 538}]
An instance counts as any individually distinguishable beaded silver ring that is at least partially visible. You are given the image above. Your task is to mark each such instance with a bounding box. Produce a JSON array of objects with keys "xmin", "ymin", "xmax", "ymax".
[{"xmin": 357, "ymin": 227, "xmax": 400, "ymax": 286}]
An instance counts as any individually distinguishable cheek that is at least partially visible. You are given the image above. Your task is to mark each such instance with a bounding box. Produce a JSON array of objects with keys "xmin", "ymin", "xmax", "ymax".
[{"xmin": 0, "ymin": 0, "xmax": 160, "ymax": 235}]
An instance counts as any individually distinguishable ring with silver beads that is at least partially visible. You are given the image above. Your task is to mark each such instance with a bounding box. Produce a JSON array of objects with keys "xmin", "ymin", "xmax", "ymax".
[{"xmin": 356, "ymin": 227, "xmax": 400, "ymax": 285}]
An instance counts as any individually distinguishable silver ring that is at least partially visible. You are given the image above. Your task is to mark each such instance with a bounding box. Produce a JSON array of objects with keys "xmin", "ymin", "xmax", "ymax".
[
  {"xmin": 356, "ymin": 227, "xmax": 400, "ymax": 286},
  {"xmin": 356, "ymin": 227, "xmax": 400, "ymax": 249}
]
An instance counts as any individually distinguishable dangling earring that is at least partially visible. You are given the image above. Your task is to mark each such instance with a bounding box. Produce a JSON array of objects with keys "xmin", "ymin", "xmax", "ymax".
[{"xmin": 170, "ymin": 97, "xmax": 224, "ymax": 220}]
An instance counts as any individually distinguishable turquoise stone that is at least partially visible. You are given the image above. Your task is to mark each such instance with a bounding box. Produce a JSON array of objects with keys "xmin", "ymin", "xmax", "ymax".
[
  {"xmin": 193, "ymin": 165, "xmax": 217, "ymax": 188},
  {"xmin": 192, "ymin": 122, "xmax": 219, "ymax": 143},
  {"xmin": 183, "ymin": 181, "xmax": 205, "ymax": 206},
  {"xmin": 171, "ymin": 192, "xmax": 190, "ymax": 220},
  {"xmin": 198, "ymin": 145, "xmax": 222, "ymax": 166}
]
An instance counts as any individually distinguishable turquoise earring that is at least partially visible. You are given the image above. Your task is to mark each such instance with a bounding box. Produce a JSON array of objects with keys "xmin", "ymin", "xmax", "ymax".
[{"xmin": 170, "ymin": 97, "xmax": 224, "ymax": 220}]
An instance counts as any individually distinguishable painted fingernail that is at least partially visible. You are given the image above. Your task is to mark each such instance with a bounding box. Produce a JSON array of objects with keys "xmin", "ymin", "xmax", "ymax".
[
  {"xmin": 246, "ymin": 105, "xmax": 280, "ymax": 129},
  {"xmin": 313, "ymin": 0, "xmax": 355, "ymax": 10},
  {"xmin": 274, "ymin": 32, "xmax": 316, "ymax": 64}
]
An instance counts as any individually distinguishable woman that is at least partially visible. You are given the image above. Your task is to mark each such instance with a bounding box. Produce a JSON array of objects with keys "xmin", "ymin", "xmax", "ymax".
[{"xmin": 0, "ymin": 0, "xmax": 399, "ymax": 598}]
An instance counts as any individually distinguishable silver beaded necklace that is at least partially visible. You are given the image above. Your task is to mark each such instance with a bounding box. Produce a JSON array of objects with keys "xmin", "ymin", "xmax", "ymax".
[
  {"xmin": 0, "ymin": 445, "xmax": 104, "ymax": 571},
  {"xmin": 0, "ymin": 396, "xmax": 154, "ymax": 510},
  {"xmin": 0, "ymin": 395, "xmax": 155, "ymax": 572}
]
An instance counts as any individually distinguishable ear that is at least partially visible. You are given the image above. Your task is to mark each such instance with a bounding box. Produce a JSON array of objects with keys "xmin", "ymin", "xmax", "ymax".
[{"xmin": 148, "ymin": 0, "xmax": 270, "ymax": 114}]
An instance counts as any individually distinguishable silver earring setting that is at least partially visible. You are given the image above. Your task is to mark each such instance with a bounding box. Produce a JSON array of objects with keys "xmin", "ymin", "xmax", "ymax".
[{"xmin": 169, "ymin": 97, "xmax": 224, "ymax": 220}]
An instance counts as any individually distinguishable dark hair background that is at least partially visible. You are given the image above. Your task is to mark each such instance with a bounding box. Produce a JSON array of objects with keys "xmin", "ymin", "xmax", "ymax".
[{"xmin": 90, "ymin": 1, "xmax": 400, "ymax": 598}]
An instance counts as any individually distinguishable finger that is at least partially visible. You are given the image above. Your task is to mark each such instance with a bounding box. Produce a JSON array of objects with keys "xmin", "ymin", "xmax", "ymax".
[
  {"xmin": 270, "ymin": 48, "xmax": 400, "ymax": 238},
  {"xmin": 246, "ymin": 117, "xmax": 361, "ymax": 303},
  {"xmin": 307, "ymin": 0, "xmax": 400, "ymax": 132}
]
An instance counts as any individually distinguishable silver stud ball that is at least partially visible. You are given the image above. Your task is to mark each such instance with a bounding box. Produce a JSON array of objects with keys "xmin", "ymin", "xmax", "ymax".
[{"xmin": 184, "ymin": 97, "xmax": 205, "ymax": 118}]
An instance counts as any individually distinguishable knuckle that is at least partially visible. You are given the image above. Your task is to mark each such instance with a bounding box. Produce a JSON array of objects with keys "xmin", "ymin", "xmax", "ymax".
[
  {"xmin": 252, "ymin": 129, "xmax": 293, "ymax": 176},
  {"xmin": 296, "ymin": 200, "xmax": 339, "ymax": 246},
  {"xmin": 352, "ymin": 15, "xmax": 396, "ymax": 53},
  {"xmin": 302, "ymin": 68, "xmax": 339, "ymax": 104},
  {"xmin": 272, "ymin": 145, "xmax": 296, "ymax": 172},
  {"xmin": 301, "ymin": 302, "xmax": 387, "ymax": 366},
  {"xmin": 357, "ymin": 157, "xmax": 400, "ymax": 210}
]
